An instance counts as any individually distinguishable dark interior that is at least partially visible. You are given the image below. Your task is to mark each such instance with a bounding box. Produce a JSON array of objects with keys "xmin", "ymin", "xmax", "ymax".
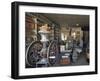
[{"xmin": 25, "ymin": 12, "xmax": 89, "ymax": 68}]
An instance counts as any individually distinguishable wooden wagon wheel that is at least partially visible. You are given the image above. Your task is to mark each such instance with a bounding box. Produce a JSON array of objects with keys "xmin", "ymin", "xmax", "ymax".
[
  {"xmin": 47, "ymin": 40, "xmax": 59, "ymax": 66},
  {"xmin": 26, "ymin": 41, "xmax": 43, "ymax": 66}
]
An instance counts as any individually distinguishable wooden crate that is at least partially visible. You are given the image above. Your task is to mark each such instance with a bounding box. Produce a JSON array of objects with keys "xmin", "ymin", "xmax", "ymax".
[{"xmin": 60, "ymin": 58, "xmax": 70, "ymax": 65}]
